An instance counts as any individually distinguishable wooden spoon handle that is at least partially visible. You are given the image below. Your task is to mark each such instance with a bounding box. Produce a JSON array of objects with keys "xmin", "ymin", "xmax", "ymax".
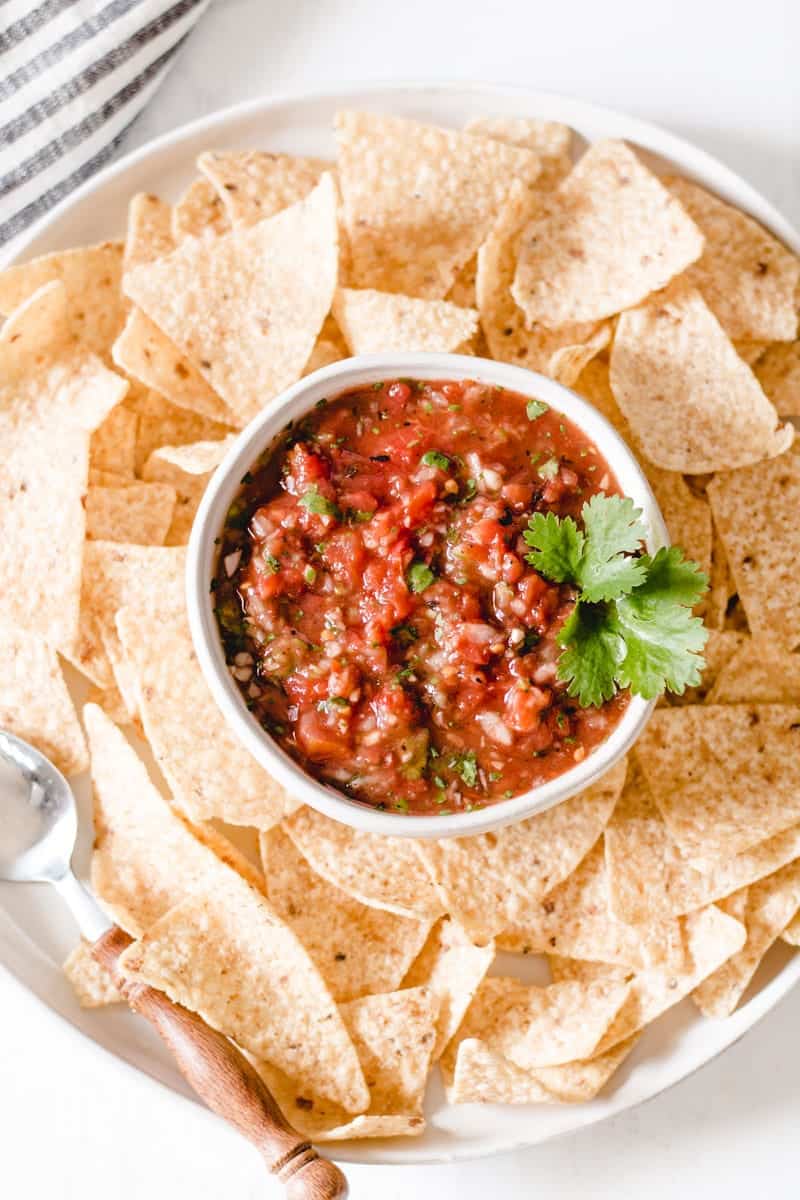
[{"xmin": 92, "ymin": 926, "xmax": 348, "ymax": 1200}]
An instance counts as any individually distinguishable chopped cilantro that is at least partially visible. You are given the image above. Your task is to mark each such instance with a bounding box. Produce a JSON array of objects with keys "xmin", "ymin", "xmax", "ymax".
[
  {"xmin": 390, "ymin": 622, "xmax": 418, "ymax": 647},
  {"xmin": 516, "ymin": 628, "xmax": 541, "ymax": 657},
  {"xmin": 525, "ymin": 494, "xmax": 708, "ymax": 705},
  {"xmin": 526, "ymin": 399, "xmax": 549, "ymax": 421},
  {"xmin": 263, "ymin": 553, "xmax": 280, "ymax": 574},
  {"xmin": 347, "ymin": 509, "xmax": 374, "ymax": 524},
  {"xmin": 394, "ymin": 797, "xmax": 410, "ymax": 812},
  {"xmin": 448, "ymin": 750, "xmax": 478, "ymax": 788},
  {"xmin": 318, "ymin": 696, "xmax": 350, "ymax": 713},
  {"xmin": 303, "ymin": 565, "xmax": 317, "ymax": 584},
  {"xmin": 461, "ymin": 477, "xmax": 478, "ymax": 502},
  {"xmin": 421, "ymin": 449, "xmax": 451, "ymax": 471},
  {"xmin": 314, "ymin": 541, "xmax": 327, "ymax": 555},
  {"xmin": 299, "ymin": 486, "xmax": 339, "ymax": 518},
  {"xmin": 407, "ymin": 561, "xmax": 436, "ymax": 593}
]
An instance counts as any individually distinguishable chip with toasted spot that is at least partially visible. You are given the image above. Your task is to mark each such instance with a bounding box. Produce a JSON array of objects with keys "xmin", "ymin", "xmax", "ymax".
[
  {"xmin": 755, "ymin": 340, "xmax": 800, "ymax": 416},
  {"xmin": 130, "ymin": 388, "xmax": 232, "ymax": 472},
  {"xmin": 666, "ymin": 177, "xmax": 800, "ymax": 342},
  {"xmin": 783, "ymin": 914, "xmax": 800, "ymax": 946},
  {"xmin": 125, "ymin": 175, "xmax": 339, "ymax": 426},
  {"xmin": 123, "ymin": 193, "xmax": 174, "ymax": 275},
  {"xmin": 416, "ymin": 759, "xmax": 625, "ymax": 940},
  {"xmin": 140, "ymin": 445, "xmax": 220, "ymax": 544},
  {"xmin": 86, "ymin": 483, "xmax": 176, "ymax": 545},
  {"xmin": 197, "ymin": 149, "xmax": 332, "ymax": 226},
  {"xmin": 476, "ymin": 180, "xmax": 609, "ymax": 381},
  {"xmin": 335, "ymin": 110, "xmax": 541, "ymax": 298},
  {"xmin": 115, "ymin": 603, "xmax": 293, "ymax": 828},
  {"xmin": 548, "ymin": 957, "xmax": 633, "ymax": 987},
  {"xmin": 171, "ymin": 176, "xmax": 229, "ymax": 241},
  {"xmin": 118, "ymin": 867, "xmax": 370, "ymax": 1114},
  {"xmin": 512, "ymin": 140, "xmax": 703, "ymax": 326},
  {"xmin": 708, "ymin": 452, "xmax": 800, "ymax": 648},
  {"xmin": 401, "ymin": 917, "xmax": 495, "ymax": 1059},
  {"xmin": 260, "ymin": 825, "xmax": 431, "ymax": 1002},
  {"xmin": 464, "ymin": 116, "xmax": 573, "ymax": 189},
  {"xmin": 0, "ymin": 624, "xmax": 87, "ymax": 776},
  {"xmin": 610, "ymin": 284, "xmax": 792, "ymax": 472},
  {"xmin": 0, "ymin": 241, "xmax": 124, "ymax": 358},
  {"xmin": 635, "ymin": 705, "xmax": 800, "ymax": 861},
  {"xmin": 283, "ymin": 807, "xmax": 443, "ymax": 920},
  {"xmin": 89, "ymin": 404, "xmax": 137, "ymax": 477},
  {"xmin": 333, "ymin": 287, "xmax": 479, "ymax": 355},
  {"xmin": 113, "ymin": 308, "xmax": 233, "ymax": 424},
  {"xmin": 692, "ymin": 861, "xmax": 800, "ymax": 1017}
]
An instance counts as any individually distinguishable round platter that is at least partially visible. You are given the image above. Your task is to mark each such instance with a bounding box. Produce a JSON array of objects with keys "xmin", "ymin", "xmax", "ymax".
[{"xmin": 1, "ymin": 81, "xmax": 798, "ymax": 1166}]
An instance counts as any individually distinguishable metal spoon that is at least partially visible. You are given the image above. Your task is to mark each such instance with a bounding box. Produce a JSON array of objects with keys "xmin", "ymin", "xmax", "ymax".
[{"xmin": 0, "ymin": 730, "xmax": 348, "ymax": 1200}]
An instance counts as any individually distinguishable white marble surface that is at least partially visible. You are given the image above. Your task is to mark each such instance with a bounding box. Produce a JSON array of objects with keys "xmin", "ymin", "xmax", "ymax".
[{"xmin": 2, "ymin": 1, "xmax": 799, "ymax": 1196}]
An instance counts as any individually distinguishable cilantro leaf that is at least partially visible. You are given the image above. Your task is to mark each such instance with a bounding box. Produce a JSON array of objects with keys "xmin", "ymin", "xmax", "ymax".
[
  {"xmin": 448, "ymin": 750, "xmax": 478, "ymax": 787},
  {"xmin": 524, "ymin": 511, "xmax": 585, "ymax": 582},
  {"xmin": 421, "ymin": 450, "xmax": 451, "ymax": 471},
  {"xmin": 526, "ymin": 399, "xmax": 549, "ymax": 421},
  {"xmin": 633, "ymin": 545, "xmax": 709, "ymax": 608},
  {"xmin": 556, "ymin": 602, "xmax": 624, "ymax": 707},
  {"xmin": 407, "ymin": 561, "xmax": 436, "ymax": 593},
  {"xmin": 615, "ymin": 591, "xmax": 707, "ymax": 698},
  {"xmin": 577, "ymin": 495, "xmax": 648, "ymax": 601},
  {"xmin": 299, "ymin": 486, "xmax": 339, "ymax": 518}
]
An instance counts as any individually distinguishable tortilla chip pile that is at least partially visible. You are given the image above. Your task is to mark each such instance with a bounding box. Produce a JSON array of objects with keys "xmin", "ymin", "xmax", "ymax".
[{"xmin": 4, "ymin": 110, "xmax": 800, "ymax": 1137}]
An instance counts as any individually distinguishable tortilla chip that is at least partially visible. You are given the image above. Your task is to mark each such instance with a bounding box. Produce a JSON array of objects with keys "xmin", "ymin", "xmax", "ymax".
[
  {"xmin": 72, "ymin": 541, "xmax": 186, "ymax": 687},
  {"xmin": 782, "ymin": 914, "xmax": 800, "ymax": 946},
  {"xmin": 664, "ymin": 629, "xmax": 745, "ymax": 707},
  {"xmin": 755, "ymin": 340, "xmax": 800, "ymax": 416},
  {"xmin": 497, "ymin": 841, "xmax": 670, "ymax": 969},
  {"xmin": 708, "ymin": 638, "xmax": 800, "ymax": 704},
  {"xmin": 63, "ymin": 941, "xmax": 122, "ymax": 1007},
  {"xmin": 401, "ymin": 917, "xmax": 495, "ymax": 1059},
  {"xmin": 476, "ymin": 180, "xmax": 610, "ymax": 381},
  {"xmin": 610, "ymin": 284, "xmax": 792, "ymax": 472},
  {"xmin": 0, "ymin": 284, "xmax": 127, "ymax": 652},
  {"xmin": 0, "ymin": 624, "xmax": 87, "ymax": 775},
  {"xmin": 416, "ymin": 759, "xmax": 626, "ymax": 940},
  {"xmin": 283, "ymin": 807, "xmax": 443, "ymax": 920},
  {"xmin": 147, "ymin": 436, "xmax": 236, "ymax": 476},
  {"xmin": 666, "ymin": 177, "xmax": 799, "ymax": 342},
  {"xmin": 118, "ymin": 868, "xmax": 370, "ymax": 1114},
  {"xmin": 449, "ymin": 975, "xmax": 631, "ymax": 1070},
  {"xmin": 112, "ymin": 308, "xmax": 233, "ymax": 424},
  {"xmin": 171, "ymin": 176, "xmax": 229, "ymax": 241},
  {"xmin": 548, "ymin": 957, "xmax": 633, "ymax": 987},
  {"xmin": 260, "ymin": 825, "xmax": 431, "ymax": 1002},
  {"xmin": 86, "ymin": 483, "xmax": 176, "ymax": 544},
  {"xmin": 708, "ymin": 451, "xmax": 800, "ymax": 646},
  {"xmin": 445, "ymin": 1034, "xmax": 637, "ymax": 1105},
  {"xmin": 89, "ymin": 404, "xmax": 137, "ymax": 477},
  {"xmin": 114, "ymin": 602, "xmax": 291, "ymax": 827},
  {"xmin": 140, "ymin": 447, "xmax": 215, "ymax": 544},
  {"xmin": 125, "ymin": 174, "xmax": 339, "ymax": 426},
  {"xmin": 692, "ymin": 861, "xmax": 800, "ymax": 1017},
  {"xmin": 303, "ymin": 335, "xmax": 346, "ymax": 375},
  {"xmin": 589, "ymin": 904, "xmax": 746, "ymax": 1054},
  {"xmin": 257, "ymin": 987, "xmax": 438, "ymax": 1139},
  {"xmin": 464, "ymin": 116, "xmax": 573, "ymax": 190},
  {"xmin": 0, "ymin": 241, "xmax": 125, "ymax": 358},
  {"xmin": 130, "ymin": 389, "xmax": 232, "ymax": 472},
  {"xmin": 123, "ymin": 193, "xmax": 174, "ymax": 275},
  {"xmin": 512, "ymin": 140, "xmax": 703, "ymax": 326},
  {"xmin": 605, "ymin": 757, "xmax": 800, "ymax": 924},
  {"xmin": 635, "ymin": 705, "xmax": 800, "ymax": 861},
  {"xmin": 85, "ymin": 703, "xmax": 263, "ymax": 935},
  {"xmin": 445, "ymin": 255, "xmax": 478, "ymax": 307},
  {"xmin": 85, "ymin": 680, "xmax": 132, "ymax": 726},
  {"xmin": 705, "ymin": 523, "xmax": 737, "ymax": 630},
  {"xmin": 646, "ymin": 467, "xmax": 713, "ymax": 580},
  {"xmin": 335, "ymin": 110, "xmax": 541, "ymax": 298},
  {"xmin": 333, "ymin": 287, "xmax": 478, "ymax": 354},
  {"xmin": 197, "ymin": 150, "xmax": 332, "ymax": 226}
]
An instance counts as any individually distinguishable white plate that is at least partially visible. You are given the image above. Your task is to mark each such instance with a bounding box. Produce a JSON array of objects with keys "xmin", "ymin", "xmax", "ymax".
[{"xmin": 2, "ymin": 82, "xmax": 799, "ymax": 1167}]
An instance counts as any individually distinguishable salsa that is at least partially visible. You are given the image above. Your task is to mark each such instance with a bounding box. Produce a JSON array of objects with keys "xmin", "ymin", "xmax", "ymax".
[{"xmin": 213, "ymin": 378, "xmax": 630, "ymax": 814}]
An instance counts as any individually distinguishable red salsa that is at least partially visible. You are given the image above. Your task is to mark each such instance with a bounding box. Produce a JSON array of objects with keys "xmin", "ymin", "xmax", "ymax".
[{"xmin": 213, "ymin": 378, "xmax": 629, "ymax": 814}]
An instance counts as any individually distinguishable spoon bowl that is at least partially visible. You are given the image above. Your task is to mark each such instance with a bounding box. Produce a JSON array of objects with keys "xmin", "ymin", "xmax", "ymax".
[{"xmin": 0, "ymin": 730, "xmax": 77, "ymax": 884}]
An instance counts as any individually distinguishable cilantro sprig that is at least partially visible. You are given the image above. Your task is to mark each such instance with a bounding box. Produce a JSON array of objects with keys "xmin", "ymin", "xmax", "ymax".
[{"xmin": 523, "ymin": 494, "xmax": 708, "ymax": 706}]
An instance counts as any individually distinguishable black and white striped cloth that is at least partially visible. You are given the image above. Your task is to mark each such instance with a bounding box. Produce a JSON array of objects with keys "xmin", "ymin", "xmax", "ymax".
[{"xmin": 0, "ymin": 0, "xmax": 211, "ymax": 258}]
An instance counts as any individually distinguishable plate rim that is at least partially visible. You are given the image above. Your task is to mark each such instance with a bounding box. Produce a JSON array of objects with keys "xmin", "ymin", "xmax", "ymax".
[{"xmin": 2, "ymin": 78, "xmax": 799, "ymax": 1167}]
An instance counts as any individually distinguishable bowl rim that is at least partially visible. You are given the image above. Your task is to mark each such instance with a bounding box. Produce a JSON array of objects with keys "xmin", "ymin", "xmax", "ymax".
[{"xmin": 186, "ymin": 352, "xmax": 668, "ymax": 838}]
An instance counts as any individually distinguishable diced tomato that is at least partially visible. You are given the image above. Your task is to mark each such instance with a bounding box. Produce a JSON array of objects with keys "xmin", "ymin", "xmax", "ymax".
[
  {"xmin": 504, "ymin": 683, "xmax": 550, "ymax": 733},
  {"xmin": 295, "ymin": 710, "xmax": 350, "ymax": 760}
]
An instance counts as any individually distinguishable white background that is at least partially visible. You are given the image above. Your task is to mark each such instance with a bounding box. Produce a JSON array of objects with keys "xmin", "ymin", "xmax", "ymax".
[{"xmin": 2, "ymin": 1, "xmax": 799, "ymax": 1196}]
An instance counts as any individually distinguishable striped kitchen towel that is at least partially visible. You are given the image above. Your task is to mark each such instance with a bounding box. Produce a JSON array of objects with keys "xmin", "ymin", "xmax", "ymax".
[{"xmin": 0, "ymin": 0, "xmax": 211, "ymax": 259}]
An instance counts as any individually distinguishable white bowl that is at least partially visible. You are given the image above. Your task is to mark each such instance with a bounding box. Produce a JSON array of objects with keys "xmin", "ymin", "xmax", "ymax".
[{"xmin": 187, "ymin": 352, "xmax": 668, "ymax": 839}]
